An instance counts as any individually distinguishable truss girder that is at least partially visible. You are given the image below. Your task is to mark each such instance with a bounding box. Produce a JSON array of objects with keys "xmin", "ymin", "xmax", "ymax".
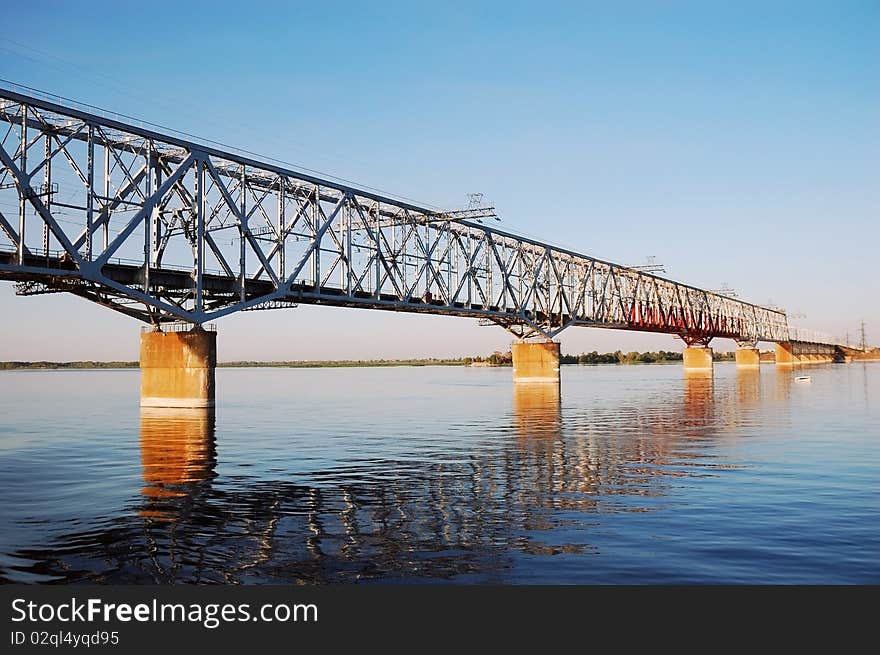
[{"xmin": 0, "ymin": 88, "xmax": 812, "ymax": 344}]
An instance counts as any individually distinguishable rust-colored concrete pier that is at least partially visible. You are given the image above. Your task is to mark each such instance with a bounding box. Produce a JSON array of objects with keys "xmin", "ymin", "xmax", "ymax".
[
  {"xmin": 511, "ymin": 341, "xmax": 561, "ymax": 384},
  {"xmin": 683, "ymin": 346, "xmax": 713, "ymax": 373},
  {"xmin": 140, "ymin": 327, "xmax": 217, "ymax": 408},
  {"xmin": 775, "ymin": 341, "xmax": 835, "ymax": 366},
  {"xmin": 735, "ymin": 347, "xmax": 761, "ymax": 368}
]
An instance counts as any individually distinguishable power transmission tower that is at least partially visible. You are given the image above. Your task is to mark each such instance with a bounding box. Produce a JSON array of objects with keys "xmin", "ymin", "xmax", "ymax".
[
  {"xmin": 629, "ymin": 255, "xmax": 666, "ymax": 273},
  {"xmin": 709, "ymin": 283, "xmax": 738, "ymax": 298}
]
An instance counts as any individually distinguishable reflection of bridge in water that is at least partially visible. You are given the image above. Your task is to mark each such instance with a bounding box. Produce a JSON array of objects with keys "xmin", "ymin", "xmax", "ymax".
[{"xmin": 5, "ymin": 370, "xmax": 792, "ymax": 583}]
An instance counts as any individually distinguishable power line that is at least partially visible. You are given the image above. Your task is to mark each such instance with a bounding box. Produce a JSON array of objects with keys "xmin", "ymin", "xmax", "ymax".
[{"xmin": 0, "ymin": 76, "xmax": 454, "ymax": 213}]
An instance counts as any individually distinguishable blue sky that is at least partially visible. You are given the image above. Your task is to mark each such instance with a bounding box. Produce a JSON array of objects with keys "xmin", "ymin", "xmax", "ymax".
[{"xmin": 1, "ymin": 1, "xmax": 877, "ymax": 360}]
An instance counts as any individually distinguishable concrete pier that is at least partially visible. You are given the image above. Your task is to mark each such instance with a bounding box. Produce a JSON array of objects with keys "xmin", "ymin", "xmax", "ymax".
[
  {"xmin": 735, "ymin": 347, "xmax": 761, "ymax": 368},
  {"xmin": 511, "ymin": 341, "xmax": 561, "ymax": 384},
  {"xmin": 683, "ymin": 346, "xmax": 713, "ymax": 374},
  {"xmin": 775, "ymin": 341, "xmax": 835, "ymax": 366},
  {"xmin": 775, "ymin": 342, "xmax": 794, "ymax": 366},
  {"xmin": 140, "ymin": 327, "xmax": 217, "ymax": 408}
]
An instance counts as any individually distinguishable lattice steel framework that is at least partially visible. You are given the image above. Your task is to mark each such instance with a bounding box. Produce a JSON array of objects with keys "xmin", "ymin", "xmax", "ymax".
[{"xmin": 0, "ymin": 87, "xmax": 801, "ymax": 344}]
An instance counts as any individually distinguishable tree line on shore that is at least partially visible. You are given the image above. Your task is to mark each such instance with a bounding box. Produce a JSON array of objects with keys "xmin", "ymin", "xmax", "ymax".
[
  {"xmin": 0, "ymin": 360, "xmax": 138, "ymax": 370},
  {"xmin": 467, "ymin": 349, "xmax": 736, "ymax": 366},
  {"xmin": 1, "ymin": 349, "xmax": 739, "ymax": 370}
]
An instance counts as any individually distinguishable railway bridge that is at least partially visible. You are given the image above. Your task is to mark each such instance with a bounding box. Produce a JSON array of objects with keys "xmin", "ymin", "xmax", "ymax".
[{"xmin": 0, "ymin": 86, "xmax": 844, "ymax": 407}]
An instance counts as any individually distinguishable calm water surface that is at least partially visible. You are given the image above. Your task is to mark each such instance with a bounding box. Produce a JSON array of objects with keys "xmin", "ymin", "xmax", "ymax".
[{"xmin": 0, "ymin": 363, "xmax": 877, "ymax": 584}]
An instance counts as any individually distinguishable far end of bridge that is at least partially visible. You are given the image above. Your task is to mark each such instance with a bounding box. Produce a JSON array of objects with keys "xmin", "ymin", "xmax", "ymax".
[{"xmin": 507, "ymin": 334, "xmax": 844, "ymax": 390}]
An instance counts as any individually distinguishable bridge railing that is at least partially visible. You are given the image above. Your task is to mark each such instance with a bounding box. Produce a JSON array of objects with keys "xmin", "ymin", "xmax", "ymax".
[
  {"xmin": 140, "ymin": 323, "xmax": 216, "ymax": 333},
  {"xmin": 787, "ymin": 327, "xmax": 840, "ymax": 346},
  {"xmin": 0, "ymin": 246, "xmax": 230, "ymax": 278}
]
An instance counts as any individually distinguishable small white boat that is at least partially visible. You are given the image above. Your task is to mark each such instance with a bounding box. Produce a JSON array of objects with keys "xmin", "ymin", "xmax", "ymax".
[{"xmin": 794, "ymin": 376, "xmax": 812, "ymax": 383}]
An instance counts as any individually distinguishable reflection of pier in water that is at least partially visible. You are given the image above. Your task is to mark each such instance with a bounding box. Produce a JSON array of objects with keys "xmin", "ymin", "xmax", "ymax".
[
  {"xmin": 140, "ymin": 407, "xmax": 217, "ymax": 515},
  {"xmin": 6, "ymin": 370, "xmax": 792, "ymax": 583}
]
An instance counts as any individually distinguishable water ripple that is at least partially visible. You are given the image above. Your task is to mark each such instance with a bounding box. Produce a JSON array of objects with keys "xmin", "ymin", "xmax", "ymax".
[{"xmin": 0, "ymin": 363, "xmax": 877, "ymax": 583}]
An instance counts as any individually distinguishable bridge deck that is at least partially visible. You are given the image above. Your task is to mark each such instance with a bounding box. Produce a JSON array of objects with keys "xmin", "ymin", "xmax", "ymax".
[{"xmin": 0, "ymin": 249, "xmax": 726, "ymax": 336}]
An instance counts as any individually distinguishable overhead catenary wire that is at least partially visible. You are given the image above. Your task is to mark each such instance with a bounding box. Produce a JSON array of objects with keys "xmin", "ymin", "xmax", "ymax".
[{"xmin": 0, "ymin": 77, "xmax": 451, "ymax": 213}]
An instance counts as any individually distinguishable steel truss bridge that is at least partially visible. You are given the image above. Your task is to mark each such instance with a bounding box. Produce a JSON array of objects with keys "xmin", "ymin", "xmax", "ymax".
[{"xmin": 0, "ymin": 86, "xmax": 839, "ymax": 347}]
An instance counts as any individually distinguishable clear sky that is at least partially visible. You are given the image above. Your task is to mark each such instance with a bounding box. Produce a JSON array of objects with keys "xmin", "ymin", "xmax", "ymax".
[{"xmin": 1, "ymin": 1, "xmax": 877, "ymax": 360}]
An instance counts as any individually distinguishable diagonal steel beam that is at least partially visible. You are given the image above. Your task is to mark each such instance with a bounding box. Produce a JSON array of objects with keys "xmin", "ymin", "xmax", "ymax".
[
  {"xmin": 0, "ymin": 140, "xmax": 83, "ymax": 266},
  {"xmin": 0, "ymin": 209, "xmax": 28, "ymax": 254},
  {"xmin": 72, "ymin": 163, "xmax": 146, "ymax": 251},
  {"xmin": 283, "ymin": 194, "xmax": 346, "ymax": 289},
  {"xmin": 95, "ymin": 152, "xmax": 196, "ymax": 266},
  {"xmin": 204, "ymin": 158, "xmax": 279, "ymax": 287}
]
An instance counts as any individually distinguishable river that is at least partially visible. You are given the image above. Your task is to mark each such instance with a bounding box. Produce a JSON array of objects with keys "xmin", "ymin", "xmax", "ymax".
[{"xmin": 0, "ymin": 362, "xmax": 876, "ymax": 583}]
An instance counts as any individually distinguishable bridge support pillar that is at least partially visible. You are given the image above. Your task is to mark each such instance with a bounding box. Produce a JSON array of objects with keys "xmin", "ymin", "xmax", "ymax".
[
  {"xmin": 735, "ymin": 348, "xmax": 761, "ymax": 368},
  {"xmin": 683, "ymin": 346, "xmax": 713, "ymax": 374},
  {"xmin": 775, "ymin": 342, "xmax": 795, "ymax": 366},
  {"xmin": 140, "ymin": 327, "xmax": 216, "ymax": 408},
  {"xmin": 511, "ymin": 341, "xmax": 560, "ymax": 384}
]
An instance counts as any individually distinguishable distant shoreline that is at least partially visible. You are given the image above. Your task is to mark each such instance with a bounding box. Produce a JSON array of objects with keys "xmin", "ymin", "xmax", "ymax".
[
  {"xmin": 0, "ymin": 359, "xmax": 466, "ymax": 370},
  {"xmin": 0, "ymin": 356, "xmax": 718, "ymax": 370},
  {"xmin": 0, "ymin": 348, "xmax": 700, "ymax": 370},
  {"xmin": 3, "ymin": 350, "xmax": 877, "ymax": 370},
  {"xmin": 0, "ymin": 360, "xmax": 683, "ymax": 370}
]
